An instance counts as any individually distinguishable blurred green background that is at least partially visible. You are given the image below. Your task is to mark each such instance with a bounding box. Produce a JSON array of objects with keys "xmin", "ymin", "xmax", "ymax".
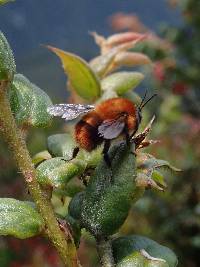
[{"xmin": 0, "ymin": 0, "xmax": 199, "ymax": 266}]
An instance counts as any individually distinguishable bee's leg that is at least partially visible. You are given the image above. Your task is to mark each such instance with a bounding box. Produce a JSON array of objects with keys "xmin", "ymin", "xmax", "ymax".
[
  {"xmin": 72, "ymin": 146, "xmax": 80, "ymax": 158},
  {"xmin": 79, "ymin": 167, "xmax": 94, "ymax": 186},
  {"xmin": 103, "ymin": 139, "xmax": 111, "ymax": 167},
  {"xmin": 103, "ymin": 140, "xmax": 114, "ymax": 183},
  {"xmin": 123, "ymin": 124, "xmax": 130, "ymax": 145}
]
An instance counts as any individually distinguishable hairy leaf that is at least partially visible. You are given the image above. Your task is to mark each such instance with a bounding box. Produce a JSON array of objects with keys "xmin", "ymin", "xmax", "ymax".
[
  {"xmin": 36, "ymin": 157, "xmax": 86, "ymax": 188},
  {"xmin": 80, "ymin": 142, "xmax": 136, "ymax": 238},
  {"xmin": 47, "ymin": 134, "xmax": 76, "ymax": 160},
  {"xmin": 32, "ymin": 150, "xmax": 52, "ymax": 166},
  {"xmin": 116, "ymin": 251, "xmax": 169, "ymax": 267},
  {"xmin": 0, "ymin": 31, "xmax": 15, "ymax": 81},
  {"xmin": 68, "ymin": 191, "xmax": 85, "ymax": 221},
  {"xmin": 0, "ymin": 198, "xmax": 44, "ymax": 239},
  {"xmin": 9, "ymin": 74, "xmax": 52, "ymax": 127},
  {"xmin": 47, "ymin": 133, "xmax": 103, "ymax": 168},
  {"xmin": 112, "ymin": 235, "xmax": 178, "ymax": 267}
]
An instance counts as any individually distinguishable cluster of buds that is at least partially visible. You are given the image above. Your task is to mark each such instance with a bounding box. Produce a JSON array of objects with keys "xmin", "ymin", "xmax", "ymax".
[{"xmin": 90, "ymin": 31, "xmax": 152, "ymax": 77}]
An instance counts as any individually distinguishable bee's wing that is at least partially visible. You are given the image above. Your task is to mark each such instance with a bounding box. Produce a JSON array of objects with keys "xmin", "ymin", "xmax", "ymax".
[
  {"xmin": 47, "ymin": 104, "xmax": 95, "ymax": 121},
  {"xmin": 98, "ymin": 119, "xmax": 125, "ymax": 139}
]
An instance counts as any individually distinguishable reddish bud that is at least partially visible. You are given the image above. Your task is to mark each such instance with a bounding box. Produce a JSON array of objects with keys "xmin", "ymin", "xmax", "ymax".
[
  {"xmin": 172, "ymin": 82, "xmax": 189, "ymax": 95},
  {"xmin": 153, "ymin": 62, "xmax": 166, "ymax": 82}
]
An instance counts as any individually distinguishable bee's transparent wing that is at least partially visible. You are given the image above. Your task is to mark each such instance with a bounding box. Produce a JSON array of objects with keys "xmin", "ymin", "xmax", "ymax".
[
  {"xmin": 47, "ymin": 104, "xmax": 95, "ymax": 121},
  {"xmin": 98, "ymin": 119, "xmax": 125, "ymax": 139}
]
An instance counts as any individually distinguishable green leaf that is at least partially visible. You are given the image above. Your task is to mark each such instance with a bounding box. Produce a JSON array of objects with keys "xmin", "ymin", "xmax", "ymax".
[
  {"xmin": 98, "ymin": 89, "xmax": 118, "ymax": 101},
  {"xmin": 47, "ymin": 46, "xmax": 101, "ymax": 100},
  {"xmin": 116, "ymin": 251, "xmax": 169, "ymax": 267},
  {"xmin": 9, "ymin": 74, "xmax": 52, "ymax": 127},
  {"xmin": 80, "ymin": 142, "xmax": 136, "ymax": 238},
  {"xmin": 0, "ymin": 31, "xmax": 16, "ymax": 81},
  {"xmin": 137, "ymin": 153, "xmax": 181, "ymax": 172},
  {"xmin": 32, "ymin": 150, "xmax": 52, "ymax": 166},
  {"xmin": 101, "ymin": 71, "xmax": 144, "ymax": 95},
  {"xmin": 80, "ymin": 146, "xmax": 103, "ymax": 168},
  {"xmin": 112, "ymin": 235, "xmax": 178, "ymax": 267},
  {"xmin": 36, "ymin": 157, "xmax": 86, "ymax": 188},
  {"xmin": 0, "ymin": 0, "xmax": 14, "ymax": 5},
  {"xmin": 136, "ymin": 153, "xmax": 180, "ymax": 191},
  {"xmin": 47, "ymin": 133, "xmax": 103, "ymax": 168},
  {"xmin": 68, "ymin": 191, "xmax": 85, "ymax": 221},
  {"xmin": 47, "ymin": 133, "xmax": 77, "ymax": 160},
  {"xmin": 0, "ymin": 198, "xmax": 44, "ymax": 239},
  {"xmin": 152, "ymin": 170, "xmax": 167, "ymax": 188},
  {"xmin": 136, "ymin": 172, "xmax": 165, "ymax": 192}
]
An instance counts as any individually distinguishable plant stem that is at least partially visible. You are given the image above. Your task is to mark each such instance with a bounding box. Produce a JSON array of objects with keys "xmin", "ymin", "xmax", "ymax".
[
  {"xmin": 97, "ymin": 238, "xmax": 115, "ymax": 267},
  {"xmin": 0, "ymin": 81, "xmax": 79, "ymax": 267}
]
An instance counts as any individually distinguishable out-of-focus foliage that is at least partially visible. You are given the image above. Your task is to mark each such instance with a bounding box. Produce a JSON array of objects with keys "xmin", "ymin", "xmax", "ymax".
[{"xmin": 110, "ymin": 1, "xmax": 200, "ymax": 267}]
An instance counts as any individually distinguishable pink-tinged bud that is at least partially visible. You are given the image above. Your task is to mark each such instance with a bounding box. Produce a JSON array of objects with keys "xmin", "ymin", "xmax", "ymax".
[
  {"xmin": 90, "ymin": 31, "xmax": 147, "ymax": 54},
  {"xmin": 111, "ymin": 51, "xmax": 151, "ymax": 71},
  {"xmin": 102, "ymin": 33, "xmax": 146, "ymax": 54},
  {"xmin": 106, "ymin": 32, "xmax": 146, "ymax": 47},
  {"xmin": 90, "ymin": 32, "xmax": 106, "ymax": 50},
  {"xmin": 103, "ymin": 51, "xmax": 151, "ymax": 74},
  {"xmin": 90, "ymin": 40, "xmax": 149, "ymax": 76}
]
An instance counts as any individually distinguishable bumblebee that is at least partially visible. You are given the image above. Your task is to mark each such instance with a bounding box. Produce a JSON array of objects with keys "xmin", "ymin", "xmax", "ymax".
[{"xmin": 47, "ymin": 95, "xmax": 155, "ymax": 165}]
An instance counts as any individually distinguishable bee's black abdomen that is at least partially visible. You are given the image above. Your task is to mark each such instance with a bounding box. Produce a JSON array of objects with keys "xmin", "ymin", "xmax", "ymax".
[{"xmin": 75, "ymin": 120, "xmax": 103, "ymax": 151}]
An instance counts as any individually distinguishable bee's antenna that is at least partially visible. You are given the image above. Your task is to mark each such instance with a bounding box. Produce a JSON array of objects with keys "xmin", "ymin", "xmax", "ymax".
[
  {"xmin": 139, "ymin": 90, "xmax": 148, "ymax": 110},
  {"xmin": 139, "ymin": 93, "xmax": 157, "ymax": 110}
]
